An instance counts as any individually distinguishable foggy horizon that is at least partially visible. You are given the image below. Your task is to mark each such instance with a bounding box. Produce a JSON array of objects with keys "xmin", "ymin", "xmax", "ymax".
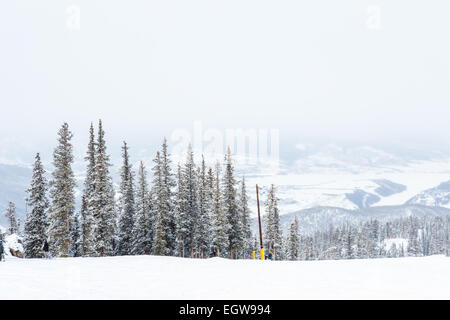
[{"xmin": 1, "ymin": 0, "xmax": 450, "ymax": 166}]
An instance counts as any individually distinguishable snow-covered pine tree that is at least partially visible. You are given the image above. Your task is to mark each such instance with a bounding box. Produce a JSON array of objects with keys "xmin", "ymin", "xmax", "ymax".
[
  {"xmin": 110, "ymin": 188, "xmax": 119, "ymax": 255},
  {"xmin": 263, "ymin": 184, "xmax": 283, "ymax": 260},
  {"xmin": 238, "ymin": 177, "xmax": 252, "ymax": 259},
  {"xmin": 367, "ymin": 220, "xmax": 380, "ymax": 258},
  {"xmin": 152, "ymin": 212, "xmax": 166, "ymax": 256},
  {"xmin": 79, "ymin": 195, "xmax": 88, "ymax": 255},
  {"xmin": 81, "ymin": 123, "xmax": 97, "ymax": 256},
  {"xmin": 206, "ymin": 167, "xmax": 214, "ymax": 200},
  {"xmin": 70, "ymin": 211, "xmax": 82, "ymax": 257},
  {"xmin": 388, "ymin": 243, "xmax": 398, "ymax": 258},
  {"xmin": 160, "ymin": 139, "xmax": 177, "ymax": 254},
  {"xmin": 281, "ymin": 236, "xmax": 290, "ymax": 260},
  {"xmin": 176, "ymin": 145, "xmax": 199, "ymax": 258},
  {"xmin": 4, "ymin": 201, "xmax": 18, "ymax": 235},
  {"xmin": 303, "ymin": 236, "xmax": 314, "ymax": 260},
  {"xmin": 132, "ymin": 161, "xmax": 153, "ymax": 255},
  {"xmin": 174, "ymin": 163, "xmax": 186, "ymax": 257},
  {"xmin": 206, "ymin": 166, "xmax": 215, "ymax": 255},
  {"xmin": 356, "ymin": 230, "xmax": 367, "ymax": 259},
  {"xmin": 196, "ymin": 156, "xmax": 213, "ymax": 258},
  {"xmin": 24, "ymin": 153, "xmax": 49, "ymax": 258},
  {"xmin": 222, "ymin": 147, "xmax": 241, "ymax": 259},
  {"xmin": 211, "ymin": 161, "xmax": 229, "ymax": 257},
  {"xmin": 151, "ymin": 139, "xmax": 176, "ymax": 255},
  {"xmin": 342, "ymin": 225, "xmax": 355, "ymax": 259},
  {"xmin": 407, "ymin": 217, "xmax": 420, "ymax": 257},
  {"xmin": 446, "ymin": 216, "xmax": 449, "ymax": 257},
  {"xmin": 117, "ymin": 141, "xmax": 136, "ymax": 255},
  {"xmin": 287, "ymin": 217, "xmax": 300, "ymax": 261},
  {"xmin": 92, "ymin": 120, "xmax": 116, "ymax": 257},
  {"xmin": 48, "ymin": 123, "xmax": 76, "ymax": 257}
]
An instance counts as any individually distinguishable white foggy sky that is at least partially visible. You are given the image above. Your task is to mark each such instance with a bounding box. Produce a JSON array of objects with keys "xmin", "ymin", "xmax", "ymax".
[{"xmin": 0, "ymin": 0, "xmax": 450, "ymax": 164}]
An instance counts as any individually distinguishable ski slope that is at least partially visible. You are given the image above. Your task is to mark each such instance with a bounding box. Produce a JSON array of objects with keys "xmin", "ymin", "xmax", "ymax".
[{"xmin": 0, "ymin": 255, "xmax": 448, "ymax": 299}]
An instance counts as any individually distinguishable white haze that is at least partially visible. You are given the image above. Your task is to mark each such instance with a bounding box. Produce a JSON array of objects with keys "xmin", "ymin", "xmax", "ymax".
[{"xmin": 0, "ymin": 1, "xmax": 449, "ymax": 165}]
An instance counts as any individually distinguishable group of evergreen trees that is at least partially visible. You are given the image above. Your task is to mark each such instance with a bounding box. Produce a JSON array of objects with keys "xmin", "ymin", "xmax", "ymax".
[
  {"xmin": 13, "ymin": 120, "xmax": 450, "ymax": 261},
  {"xmin": 22, "ymin": 121, "xmax": 255, "ymax": 259},
  {"xmin": 3, "ymin": 202, "xmax": 19, "ymax": 235},
  {"xmin": 282, "ymin": 215, "xmax": 449, "ymax": 261}
]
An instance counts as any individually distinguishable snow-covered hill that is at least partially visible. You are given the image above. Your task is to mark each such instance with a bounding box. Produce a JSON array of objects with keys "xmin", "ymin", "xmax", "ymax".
[
  {"xmin": 406, "ymin": 180, "xmax": 450, "ymax": 208},
  {"xmin": 3, "ymin": 144, "xmax": 450, "ymax": 226},
  {"xmin": 245, "ymin": 149, "xmax": 450, "ymax": 216},
  {"xmin": 0, "ymin": 255, "xmax": 448, "ymax": 299},
  {"xmin": 253, "ymin": 204, "xmax": 450, "ymax": 235}
]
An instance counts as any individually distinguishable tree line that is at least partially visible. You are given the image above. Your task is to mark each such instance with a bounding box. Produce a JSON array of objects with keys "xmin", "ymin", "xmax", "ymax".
[
  {"xmin": 6, "ymin": 120, "xmax": 449, "ymax": 261},
  {"xmin": 283, "ymin": 215, "xmax": 449, "ymax": 260},
  {"xmin": 22, "ymin": 120, "xmax": 261, "ymax": 259}
]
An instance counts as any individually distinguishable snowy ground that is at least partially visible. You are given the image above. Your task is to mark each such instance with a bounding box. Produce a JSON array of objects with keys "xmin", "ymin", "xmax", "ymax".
[{"xmin": 1, "ymin": 255, "xmax": 448, "ymax": 299}]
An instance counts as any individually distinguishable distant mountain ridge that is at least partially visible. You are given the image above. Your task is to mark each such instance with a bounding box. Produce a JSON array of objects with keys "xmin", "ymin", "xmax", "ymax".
[
  {"xmin": 252, "ymin": 204, "xmax": 450, "ymax": 236},
  {"xmin": 2, "ymin": 144, "xmax": 450, "ymax": 230},
  {"xmin": 406, "ymin": 180, "xmax": 450, "ymax": 208}
]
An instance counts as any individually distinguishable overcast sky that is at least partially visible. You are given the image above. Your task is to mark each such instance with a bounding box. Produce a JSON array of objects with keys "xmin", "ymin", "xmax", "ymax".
[{"xmin": 1, "ymin": 1, "xmax": 449, "ymax": 166}]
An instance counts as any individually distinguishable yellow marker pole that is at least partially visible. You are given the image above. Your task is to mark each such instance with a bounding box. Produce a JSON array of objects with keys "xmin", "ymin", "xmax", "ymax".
[
  {"xmin": 252, "ymin": 250, "xmax": 256, "ymax": 260},
  {"xmin": 256, "ymin": 184, "xmax": 264, "ymax": 260}
]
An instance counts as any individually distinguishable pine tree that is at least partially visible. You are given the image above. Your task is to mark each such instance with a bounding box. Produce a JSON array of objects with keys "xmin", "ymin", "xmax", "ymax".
[
  {"xmin": 222, "ymin": 147, "xmax": 241, "ymax": 259},
  {"xmin": 196, "ymin": 156, "xmax": 213, "ymax": 258},
  {"xmin": 92, "ymin": 120, "xmax": 116, "ymax": 256},
  {"xmin": 81, "ymin": 123, "xmax": 97, "ymax": 256},
  {"xmin": 388, "ymin": 243, "xmax": 398, "ymax": 258},
  {"xmin": 238, "ymin": 177, "xmax": 252, "ymax": 258},
  {"xmin": 343, "ymin": 226, "xmax": 355, "ymax": 259},
  {"xmin": 70, "ymin": 212, "xmax": 82, "ymax": 257},
  {"xmin": 16, "ymin": 218, "xmax": 22, "ymax": 237},
  {"xmin": 24, "ymin": 153, "xmax": 49, "ymax": 258},
  {"xmin": 176, "ymin": 145, "xmax": 198, "ymax": 258},
  {"xmin": 446, "ymin": 216, "xmax": 449, "ymax": 257},
  {"xmin": 263, "ymin": 184, "xmax": 283, "ymax": 260},
  {"xmin": 48, "ymin": 123, "xmax": 76, "ymax": 257},
  {"xmin": 132, "ymin": 161, "xmax": 152, "ymax": 255},
  {"xmin": 4, "ymin": 201, "xmax": 18, "ymax": 235},
  {"xmin": 407, "ymin": 217, "xmax": 420, "ymax": 256},
  {"xmin": 367, "ymin": 220, "xmax": 380, "ymax": 258},
  {"xmin": 161, "ymin": 139, "xmax": 177, "ymax": 253},
  {"xmin": 174, "ymin": 163, "xmax": 186, "ymax": 257},
  {"xmin": 287, "ymin": 217, "xmax": 300, "ymax": 260},
  {"xmin": 151, "ymin": 139, "xmax": 176, "ymax": 255},
  {"xmin": 118, "ymin": 141, "xmax": 136, "ymax": 255},
  {"xmin": 152, "ymin": 213, "xmax": 166, "ymax": 256},
  {"xmin": 356, "ymin": 230, "xmax": 367, "ymax": 259},
  {"xmin": 211, "ymin": 162, "xmax": 229, "ymax": 257}
]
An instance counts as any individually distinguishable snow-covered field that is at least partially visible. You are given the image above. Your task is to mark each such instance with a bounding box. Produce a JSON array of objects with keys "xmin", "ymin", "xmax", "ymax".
[{"xmin": 1, "ymin": 255, "xmax": 448, "ymax": 300}]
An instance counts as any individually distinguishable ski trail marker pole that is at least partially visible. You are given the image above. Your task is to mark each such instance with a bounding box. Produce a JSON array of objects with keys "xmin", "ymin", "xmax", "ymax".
[{"xmin": 256, "ymin": 184, "xmax": 264, "ymax": 260}]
